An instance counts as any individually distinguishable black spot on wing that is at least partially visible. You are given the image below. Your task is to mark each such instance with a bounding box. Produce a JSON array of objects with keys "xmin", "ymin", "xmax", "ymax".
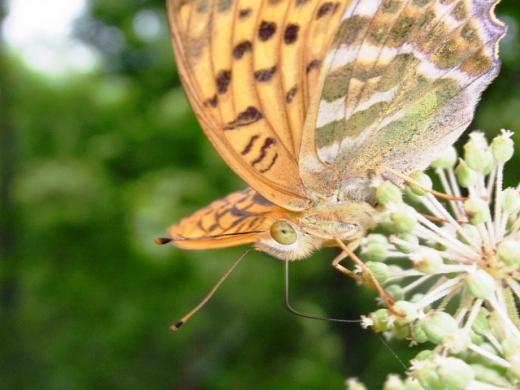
[
  {"xmin": 204, "ymin": 94, "xmax": 218, "ymax": 107},
  {"xmin": 306, "ymin": 59, "xmax": 321, "ymax": 73},
  {"xmin": 284, "ymin": 24, "xmax": 299, "ymax": 44},
  {"xmin": 233, "ymin": 40, "xmax": 252, "ymax": 59},
  {"xmin": 317, "ymin": 2, "xmax": 335, "ymax": 18},
  {"xmin": 259, "ymin": 21, "xmax": 277, "ymax": 41},
  {"xmin": 252, "ymin": 137, "xmax": 276, "ymax": 167},
  {"xmin": 241, "ymin": 134, "xmax": 260, "ymax": 155},
  {"xmin": 225, "ymin": 106, "xmax": 263, "ymax": 130},
  {"xmin": 286, "ymin": 85, "xmax": 298, "ymax": 103},
  {"xmin": 239, "ymin": 8, "xmax": 252, "ymax": 18},
  {"xmin": 216, "ymin": 70, "xmax": 232, "ymax": 94},
  {"xmin": 254, "ymin": 66, "xmax": 277, "ymax": 82},
  {"xmin": 259, "ymin": 153, "xmax": 278, "ymax": 173}
]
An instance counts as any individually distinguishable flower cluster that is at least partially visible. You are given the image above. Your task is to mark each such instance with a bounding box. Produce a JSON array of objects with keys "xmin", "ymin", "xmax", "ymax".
[{"xmin": 351, "ymin": 131, "xmax": 520, "ymax": 390}]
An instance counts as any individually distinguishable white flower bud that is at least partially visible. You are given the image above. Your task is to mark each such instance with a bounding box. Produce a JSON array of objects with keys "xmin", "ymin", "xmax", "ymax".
[
  {"xmin": 464, "ymin": 198, "xmax": 490, "ymax": 225},
  {"xmin": 502, "ymin": 188, "xmax": 520, "ymax": 213},
  {"xmin": 466, "ymin": 269, "xmax": 496, "ymax": 299},
  {"xmin": 407, "ymin": 171, "xmax": 433, "ymax": 196},
  {"xmin": 431, "ymin": 147, "xmax": 457, "ymax": 169},
  {"xmin": 443, "ymin": 328, "xmax": 471, "ymax": 354},
  {"xmin": 502, "ymin": 337, "xmax": 520, "ymax": 360},
  {"xmin": 491, "ymin": 131, "xmax": 514, "ymax": 164},
  {"xmin": 377, "ymin": 181, "xmax": 403, "ymax": 206},
  {"xmin": 346, "ymin": 378, "xmax": 367, "ymax": 390},
  {"xmin": 436, "ymin": 357, "xmax": 475, "ymax": 390},
  {"xmin": 383, "ymin": 375, "xmax": 404, "ymax": 390},
  {"xmin": 497, "ymin": 237, "xmax": 520, "ymax": 269},
  {"xmin": 410, "ymin": 248, "xmax": 443, "ymax": 274},
  {"xmin": 508, "ymin": 353, "xmax": 520, "ymax": 381},
  {"xmin": 393, "ymin": 301, "xmax": 420, "ymax": 325},
  {"xmin": 403, "ymin": 378, "xmax": 423, "ymax": 390}
]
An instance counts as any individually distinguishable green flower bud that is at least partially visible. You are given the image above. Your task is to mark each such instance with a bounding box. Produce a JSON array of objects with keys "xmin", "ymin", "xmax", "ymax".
[
  {"xmin": 469, "ymin": 329, "xmax": 485, "ymax": 345},
  {"xmin": 386, "ymin": 284, "xmax": 405, "ymax": 301},
  {"xmin": 377, "ymin": 181, "xmax": 403, "ymax": 206},
  {"xmin": 383, "ymin": 375, "xmax": 404, "ymax": 390},
  {"xmin": 472, "ymin": 308, "xmax": 491, "ymax": 335},
  {"xmin": 393, "ymin": 233, "xmax": 419, "ymax": 254},
  {"xmin": 410, "ymin": 248, "xmax": 444, "ymax": 274},
  {"xmin": 421, "ymin": 312, "xmax": 458, "ymax": 345},
  {"xmin": 502, "ymin": 188, "xmax": 520, "ymax": 214},
  {"xmin": 464, "ymin": 198, "xmax": 490, "ymax": 225},
  {"xmin": 366, "ymin": 262, "xmax": 390, "ymax": 283},
  {"xmin": 508, "ymin": 353, "xmax": 520, "ymax": 381},
  {"xmin": 491, "ymin": 132, "xmax": 514, "ymax": 164},
  {"xmin": 455, "ymin": 160, "xmax": 477, "ymax": 188},
  {"xmin": 466, "ymin": 269, "xmax": 496, "ymax": 299},
  {"xmin": 393, "ymin": 323, "xmax": 411, "ymax": 340},
  {"xmin": 413, "ymin": 359, "xmax": 442, "ymax": 390},
  {"xmin": 431, "ymin": 147, "xmax": 457, "ymax": 169},
  {"xmin": 390, "ymin": 205, "xmax": 418, "ymax": 234},
  {"xmin": 503, "ymin": 337, "xmax": 520, "ymax": 360},
  {"xmin": 464, "ymin": 133, "xmax": 493, "ymax": 173},
  {"xmin": 407, "ymin": 171, "xmax": 433, "ymax": 196},
  {"xmin": 415, "ymin": 350, "xmax": 434, "ymax": 361},
  {"xmin": 497, "ymin": 237, "xmax": 520, "ymax": 269},
  {"xmin": 365, "ymin": 309, "xmax": 391, "ymax": 333},
  {"xmin": 412, "ymin": 322, "xmax": 429, "ymax": 344},
  {"xmin": 437, "ymin": 357, "xmax": 475, "ymax": 390},
  {"xmin": 361, "ymin": 234, "xmax": 389, "ymax": 262}
]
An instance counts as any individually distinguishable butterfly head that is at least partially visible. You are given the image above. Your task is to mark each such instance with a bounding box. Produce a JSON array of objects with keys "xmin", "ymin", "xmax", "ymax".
[{"xmin": 255, "ymin": 201, "xmax": 376, "ymax": 261}]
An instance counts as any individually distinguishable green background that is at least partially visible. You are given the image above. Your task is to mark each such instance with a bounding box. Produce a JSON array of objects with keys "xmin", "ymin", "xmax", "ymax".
[{"xmin": 1, "ymin": 1, "xmax": 519, "ymax": 389}]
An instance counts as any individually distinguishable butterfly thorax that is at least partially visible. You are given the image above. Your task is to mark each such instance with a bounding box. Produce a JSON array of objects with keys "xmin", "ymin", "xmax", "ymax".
[{"xmin": 299, "ymin": 200, "xmax": 377, "ymax": 241}]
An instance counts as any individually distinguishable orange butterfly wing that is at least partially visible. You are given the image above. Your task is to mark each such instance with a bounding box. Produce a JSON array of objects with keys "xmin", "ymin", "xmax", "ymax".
[
  {"xmin": 168, "ymin": 189, "xmax": 290, "ymax": 249},
  {"xmin": 167, "ymin": 0, "xmax": 354, "ymax": 213}
]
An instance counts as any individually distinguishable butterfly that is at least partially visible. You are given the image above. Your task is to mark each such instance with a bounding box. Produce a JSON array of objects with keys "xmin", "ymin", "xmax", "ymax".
[{"xmin": 161, "ymin": 0, "xmax": 505, "ymax": 325}]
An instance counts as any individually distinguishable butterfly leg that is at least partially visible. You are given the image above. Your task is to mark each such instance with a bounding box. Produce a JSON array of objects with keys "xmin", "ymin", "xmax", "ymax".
[{"xmin": 333, "ymin": 238, "xmax": 399, "ymax": 312}]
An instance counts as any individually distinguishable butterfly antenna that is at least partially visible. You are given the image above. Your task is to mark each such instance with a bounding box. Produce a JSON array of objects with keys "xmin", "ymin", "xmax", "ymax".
[
  {"xmin": 170, "ymin": 248, "xmax": 251, "ymax": 331},
  {"xmin": 284, "ymin": 260, "xmax": 360, "ymax": 323}
]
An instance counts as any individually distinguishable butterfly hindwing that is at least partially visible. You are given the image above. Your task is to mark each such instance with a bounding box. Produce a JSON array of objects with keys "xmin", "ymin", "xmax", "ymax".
[
  {"xmin": 299, "ymin": 0, "xmax": 505, "ymax": 199},
  {"xmin": 169, "ymin": 188, "xmax": 288, "ymax": 249}
]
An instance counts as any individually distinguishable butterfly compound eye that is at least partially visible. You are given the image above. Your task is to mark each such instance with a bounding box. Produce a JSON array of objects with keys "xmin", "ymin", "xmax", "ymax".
[{"xmin": 270, "ymin": 220, "xmax": 297, "ymax": 245}]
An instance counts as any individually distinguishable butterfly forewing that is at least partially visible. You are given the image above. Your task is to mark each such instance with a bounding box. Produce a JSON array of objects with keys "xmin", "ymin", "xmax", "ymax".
[
  {"xmin": 300, "ymin": 0, "xmax": 505, "ymax": 199},
  {"xmin": 168, "ymin": 0, "xmax": 361, "ymax": 210}
]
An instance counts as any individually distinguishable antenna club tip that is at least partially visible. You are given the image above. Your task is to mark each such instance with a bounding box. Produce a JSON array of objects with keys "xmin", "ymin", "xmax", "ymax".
[
  {"xmin": 155, "ymin": 237, "xmax": 173, "ymax": 245},
  {"xmin": 170, "ymin": 320, "xmax": 184, "ymax": 331}
]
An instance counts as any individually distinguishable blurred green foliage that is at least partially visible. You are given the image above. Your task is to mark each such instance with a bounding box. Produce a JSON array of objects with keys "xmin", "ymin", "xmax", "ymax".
[{"xmin": 1, "ymin": 1, "xmax": 520, "ymax": 389}]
